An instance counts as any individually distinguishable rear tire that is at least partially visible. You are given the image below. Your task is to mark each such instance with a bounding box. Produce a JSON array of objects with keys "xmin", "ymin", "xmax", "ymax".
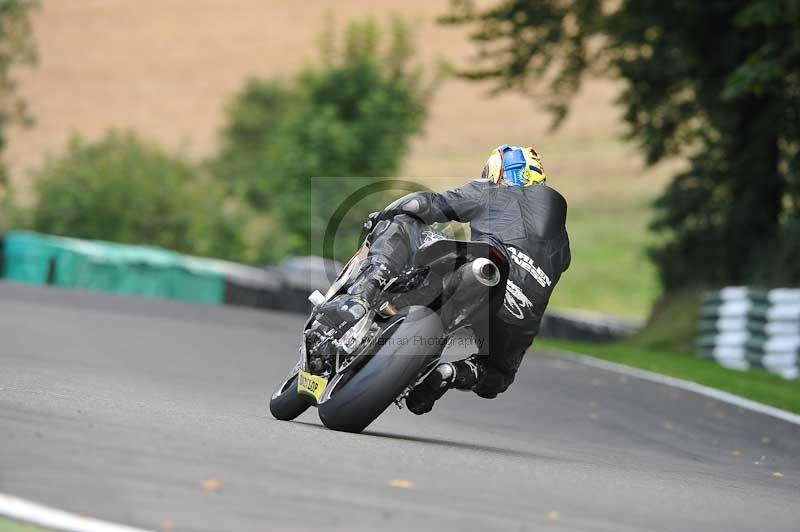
[
  {"xmin": 269, "ymin": 373, "xmax": 311, "ymax": 421},
  {"xmin": 318, "ymin": 306, "xmax": 444, "ymax": 433}
]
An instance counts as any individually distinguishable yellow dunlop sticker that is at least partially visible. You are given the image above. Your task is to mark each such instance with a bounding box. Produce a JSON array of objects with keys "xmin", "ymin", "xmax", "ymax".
[{"xmin": 297, "ymin": 370, "xmax": 328, "ymax": 403}]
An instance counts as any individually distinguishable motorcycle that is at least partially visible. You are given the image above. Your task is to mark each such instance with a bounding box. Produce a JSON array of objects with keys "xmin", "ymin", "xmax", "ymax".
[{"xmin": 269, "ymin": 219, "xmax": 509, "ymax": 433}]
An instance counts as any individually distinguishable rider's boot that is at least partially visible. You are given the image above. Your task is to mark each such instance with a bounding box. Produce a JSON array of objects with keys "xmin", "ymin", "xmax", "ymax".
[
  {"xmin": 316, "ymin": 260, "xmax": 395, "ymax": 332},
  {"xmin": 406, "ymin": 356, "xmax": 484, "ymax": 415}
]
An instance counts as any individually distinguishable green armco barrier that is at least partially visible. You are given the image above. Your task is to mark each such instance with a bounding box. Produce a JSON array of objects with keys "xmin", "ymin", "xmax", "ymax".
[
  {"xmin": 1, "ymin": 231, "xmax": 225, "ymax": 305},
  {"xmin": 2, "ymin": 231, "xmax": 58, "ymax": 284}
]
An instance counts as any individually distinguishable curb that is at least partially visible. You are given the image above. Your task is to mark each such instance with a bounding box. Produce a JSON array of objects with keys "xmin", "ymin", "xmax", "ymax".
[{"xmin": 550, "ymin": 349, "xmax": 800, "ymax": 426}]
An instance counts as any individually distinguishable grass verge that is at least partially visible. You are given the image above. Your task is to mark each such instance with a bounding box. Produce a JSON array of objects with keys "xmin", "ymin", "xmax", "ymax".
[
  {"xmin": 535, "ymin": 338, "xmax": 800, "ymax": 415},
  {"xmin": 0, "ymin": 517, "xmax": 46, "ymax": 532},
  {"xmin": 547, "ymin": 197, "xmax": 661, "ymax": 320}
]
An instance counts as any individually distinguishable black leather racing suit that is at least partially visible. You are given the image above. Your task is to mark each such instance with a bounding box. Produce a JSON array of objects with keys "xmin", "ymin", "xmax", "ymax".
[{"xmin": 371, "ymin": 180, "xmax": 571, "ymax": 398}]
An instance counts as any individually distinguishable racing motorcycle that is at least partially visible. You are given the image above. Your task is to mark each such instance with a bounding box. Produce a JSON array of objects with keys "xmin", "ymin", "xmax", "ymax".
[{"xmin": 269, "ymin": 220, "xmax": 508, "ymax": 433}]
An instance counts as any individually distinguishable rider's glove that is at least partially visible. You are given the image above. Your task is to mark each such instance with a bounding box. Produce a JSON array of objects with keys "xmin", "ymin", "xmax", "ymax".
[{"xmin": 363, "ymin": 211, "xmax": 381, "ymax": 232}]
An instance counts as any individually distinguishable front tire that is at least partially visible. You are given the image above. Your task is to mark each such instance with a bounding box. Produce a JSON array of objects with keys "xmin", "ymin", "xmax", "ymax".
[
  {"xmin": 270, "ymin": 372, "xmax": 311, "ymax": 421},
  {"xmin": 318, "ymin": 306, "xmax": 444, "ymax": 433}
]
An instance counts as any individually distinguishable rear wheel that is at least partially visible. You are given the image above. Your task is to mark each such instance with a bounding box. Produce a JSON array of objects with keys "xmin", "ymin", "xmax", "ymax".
[
  {"xmin": 318, "ymin": 306, "xmax": 444, "ymax": 433},
  {"xmin": 269, "ymin": 371, "xmax": 311, "ymax": 421}
]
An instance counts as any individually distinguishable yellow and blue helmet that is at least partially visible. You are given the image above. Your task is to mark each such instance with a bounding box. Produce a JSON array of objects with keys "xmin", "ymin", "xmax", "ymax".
[{"xmin": 480, "ymin": 145, "xmax": 546, "ymax": 186}]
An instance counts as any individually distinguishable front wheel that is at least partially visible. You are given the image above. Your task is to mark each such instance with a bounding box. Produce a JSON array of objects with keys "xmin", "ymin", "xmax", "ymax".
[{"xmin": 269, "ymin": 370, "xmax": 311, "ymax": 421}]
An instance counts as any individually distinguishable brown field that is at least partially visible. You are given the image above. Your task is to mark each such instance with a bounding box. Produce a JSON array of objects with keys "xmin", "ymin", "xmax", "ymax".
[{"xmin": 6, "ymin": 0, "xmax": 678, "ymax": 317}]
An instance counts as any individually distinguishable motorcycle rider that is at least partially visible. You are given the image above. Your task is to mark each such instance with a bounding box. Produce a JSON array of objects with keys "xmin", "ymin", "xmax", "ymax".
[{"xmin": 317, "ymin": 145, "xmax": 571, "ymax": 414}]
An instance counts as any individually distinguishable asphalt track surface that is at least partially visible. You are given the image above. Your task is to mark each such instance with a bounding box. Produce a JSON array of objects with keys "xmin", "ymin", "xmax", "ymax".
[{"xmin": 1, "ymin": 282, "xmax": 798, "ymax": 532}]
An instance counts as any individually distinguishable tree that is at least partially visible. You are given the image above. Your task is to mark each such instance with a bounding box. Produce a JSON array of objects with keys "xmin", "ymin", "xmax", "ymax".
[
  {"xmin": 213, "ymin": 17, "xmax": 433, "ymax": 262},
  {"xmin": 29, "ymin": 130, "xmax": 247, "ymax": 261},
  {"xmin": 442, "ymin": 0, "xmax": 800, "ymax": 288},
  {"xmin": 0, "ymin": 0, "xmax": 37, "ymax": 228}
]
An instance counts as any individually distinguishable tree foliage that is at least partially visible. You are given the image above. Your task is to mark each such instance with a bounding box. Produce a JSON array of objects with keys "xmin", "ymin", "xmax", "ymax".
[
  {"xmin": 442, "ymin": 0, "xmax": 800, "ymax": 288},
  {"xmin": 29, "ymin": 130, "xmax": 247, "ymax": 260},
  {"xmin": 213, "ymin": 18, "xmax": 432, "ymax": 262},
  {"xmin": 0, "ymin": 0, "xmax": 37, "ymax": 228},
  {"xmin": 0, "ymin": 0, "xmax": 36, "ymax": 170}
]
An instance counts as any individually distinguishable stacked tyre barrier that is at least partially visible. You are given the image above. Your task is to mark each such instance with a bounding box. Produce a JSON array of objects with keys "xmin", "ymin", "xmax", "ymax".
[{"xmin": 697, "ymin": 287, "xmax": 800, "ymax": 380}]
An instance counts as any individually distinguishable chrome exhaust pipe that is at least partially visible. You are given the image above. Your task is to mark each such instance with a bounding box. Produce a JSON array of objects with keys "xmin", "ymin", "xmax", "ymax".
[
  {"xmin": 469, "ymin": 257, "xmax": 501, "ymax": 287},
  {"xmin": 446, "ymin": 257, "xmax": 501, "ymax": 297}
]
